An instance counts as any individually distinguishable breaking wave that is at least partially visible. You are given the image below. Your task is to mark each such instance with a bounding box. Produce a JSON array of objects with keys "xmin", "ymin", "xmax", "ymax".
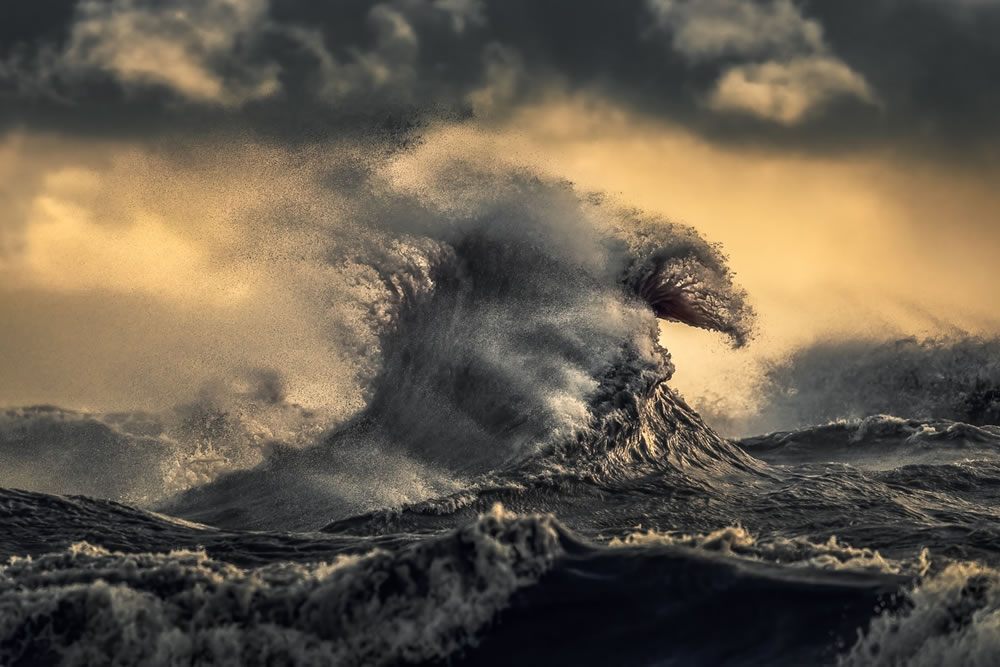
[
  {"xmin": 714, "ymin": 337, "xmax": 1000, "ymax": 437},
  {"xmin": 0, "ymin": 371, "xmax": 329, "ymax": 505},
  {"xmin": 156, "ymin": 170, "xmax": 757, "ymax": 530}
]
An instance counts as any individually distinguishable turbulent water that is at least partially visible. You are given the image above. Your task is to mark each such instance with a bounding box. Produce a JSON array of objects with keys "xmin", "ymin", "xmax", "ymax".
[{"xmin": 3, "ymin": 161, "xmax": 1000, "ymax": 666}]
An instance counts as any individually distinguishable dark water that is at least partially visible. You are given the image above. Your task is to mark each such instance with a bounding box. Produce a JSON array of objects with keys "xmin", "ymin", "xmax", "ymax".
[{"xmin": 2, "ymin": 172, "xmax": 999, "ymax": 666}]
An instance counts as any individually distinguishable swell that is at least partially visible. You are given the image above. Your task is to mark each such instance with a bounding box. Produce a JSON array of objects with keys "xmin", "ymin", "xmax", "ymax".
[{"xmin": 740, "ymin": 415, "xmax": 1000, "ymax": 469}]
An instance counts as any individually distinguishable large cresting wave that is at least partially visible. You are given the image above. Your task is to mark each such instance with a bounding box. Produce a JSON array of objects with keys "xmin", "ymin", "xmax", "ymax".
[{"xmin": 159, "ymin": 166, "xmax": 757, "ymax": 530}]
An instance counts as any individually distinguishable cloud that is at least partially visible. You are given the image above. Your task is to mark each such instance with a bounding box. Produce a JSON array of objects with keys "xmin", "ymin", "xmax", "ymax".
[
  {"xmin": 61, "ymin": 0, "xmax": 279, "ymax": 106},
  {"xmin": 282, "ymin": 4, "xmax": 420, "ymax": 104},
  {"xmin": 0, "ymin": 0, "xmax": 471, "ymax": 110},
  {"xmin": 648, "ymin": 0, "xmax": 876, "ymax": 124},
  {"xmin": 432, "ymin": 0, "xmax": 487, "ymax": 34},
  {"xmin": 465, "ymin": 43, "xmax": 525, "ymax": 115},
  {"xmin": 707, "ymin": 56, "xmax": 875, "ymax": 125},
  {"xmin": 0, "ymin": 0, "xmax": 996, "ymax": 159},
  {"xmin": 648, "ymin": 0, "xmax": 825, "ymax": 60},
  {"xmin": 0, "ymin": 131, "xmax": 384, "ymax": 414}
]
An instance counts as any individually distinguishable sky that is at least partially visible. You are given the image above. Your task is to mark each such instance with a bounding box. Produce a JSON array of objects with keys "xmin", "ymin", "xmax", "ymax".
[{"xmin": 1, "ymin": 0, "xmax": 998, "ymax": 417}]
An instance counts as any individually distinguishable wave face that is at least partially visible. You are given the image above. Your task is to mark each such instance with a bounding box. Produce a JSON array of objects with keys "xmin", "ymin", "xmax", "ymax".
[{"xmin": 3, "ymin": 152, "xmax": 1000, "ymax": 665}]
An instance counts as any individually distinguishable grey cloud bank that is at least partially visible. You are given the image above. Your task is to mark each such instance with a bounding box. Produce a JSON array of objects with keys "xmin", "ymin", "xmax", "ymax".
[{"xmin": 0, "ymin": 0, "xmax": 996, "ymax": 160}]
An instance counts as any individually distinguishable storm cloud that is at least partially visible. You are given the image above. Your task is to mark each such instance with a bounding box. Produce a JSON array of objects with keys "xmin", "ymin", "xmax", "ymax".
[{"xmin": 0, "ymin": 0, "xmax": 997, "ymax": 159}]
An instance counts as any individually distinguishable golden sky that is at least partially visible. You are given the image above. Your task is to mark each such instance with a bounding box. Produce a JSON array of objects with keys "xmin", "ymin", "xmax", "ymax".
[
  {"xmin": 2, "ymin": 97, "xmax": 998, "ymax": 415},
  {"xmin": 1, "ymin": 0, "xmax": 998, "ymax": 417}
]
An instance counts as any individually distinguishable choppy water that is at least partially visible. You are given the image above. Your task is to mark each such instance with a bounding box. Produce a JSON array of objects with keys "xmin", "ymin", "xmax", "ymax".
[{"xmin": 2, "ymin": 165, "xmax": 999, "ymax": 666}]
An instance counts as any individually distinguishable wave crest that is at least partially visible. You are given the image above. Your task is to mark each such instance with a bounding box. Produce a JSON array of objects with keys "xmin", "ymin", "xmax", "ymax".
[{"xmin": 619, "ymin": 214, "xmax": 755, "ymax": 347}]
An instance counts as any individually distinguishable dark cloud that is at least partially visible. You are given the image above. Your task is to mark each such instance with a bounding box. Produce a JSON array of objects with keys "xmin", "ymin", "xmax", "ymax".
[
  {"xmin": 807, "ymin": 0, "xmax": 1000, "ymax": 154},
  {"xmin": 0, "ymin": 0, "xmax": 997, "ymax": 160}
]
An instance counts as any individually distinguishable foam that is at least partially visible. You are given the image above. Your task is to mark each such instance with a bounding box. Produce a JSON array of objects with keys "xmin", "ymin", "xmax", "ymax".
[
  {"xmin": 610, "ymin": 525, "xmax": 932, "ymax": 577},
  {"xmin": 0, "ymin": 505, "xmax": 562, "ymax": 666},
  {"xmin": 842, "ymin": 562, "xmax": 1000, "ymax": 666}
]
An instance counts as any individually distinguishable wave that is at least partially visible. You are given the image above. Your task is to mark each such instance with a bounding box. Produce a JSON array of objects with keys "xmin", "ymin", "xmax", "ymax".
[
  {"xmin": 708, "ymin": 337, "xmax": 1000, "ymax": 437},
  {"xmin": 842, "ymin": 562, "xmax": 1000, "ymax": 667},
  {"xmin": 0, "ymin": 372, "xmax": 329, "ymax": 505},
  {"xmin": 0, "ymin": 486, "xmax": 409, "ymax": 567},
  {"xmin": 6, "ymin": 485, "xmax": 1000, "ymax": 667},
  {"xmin": 0, "ymin": 406, "xmax": 174, "ymax": 504},
  {"xmin": 740, "ymin": 415, "xmax": 1000, "ymax": 469},
  {"xmin": 0, "ymin": 501, "xmax": 914, "ymax": 667},
  {"xmin": 609, "ymin": 524, "xmax": 933, "ymax": 577},
  {"xmin": 5, "ymin": 146, "xmax": 999, "ymax": 666},
  {"xmin": 0, "ymin": 505, "xmax": 563, "ymax": 667},
  {"xmin": 156, "ymin": 171, "xmax": 758, "ymax": 530}
]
